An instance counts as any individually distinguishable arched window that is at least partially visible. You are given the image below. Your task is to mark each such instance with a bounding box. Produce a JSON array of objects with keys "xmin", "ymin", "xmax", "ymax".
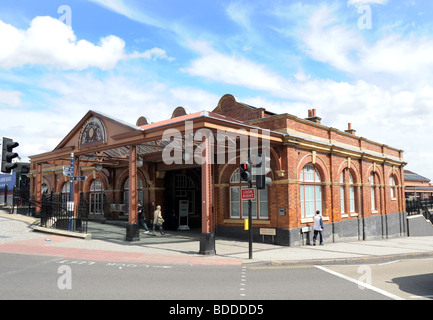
[
  {"xmin": 61, "ymin": 183, "xmax": 70, "ymax": 206},
  {"xmin": 90, "ymin": 179, "xmax": 104, "ymax": 215},
  {"xmin": 370, "ymin": 172, "xmax": 378, "ymax": 212},
  {"xmin": 389, "ymin": 175, "xmax": 396, "ymax": 199},
  {"xmin": 349, "ymin": 173, "xmax": 355, "ymax": 213},
  {"xmin": 300, "ymin": 164, "xmax": 322, "ymax": 218},
  {"xmin": 340, "ymin": 169, "xmax": 356, "ymax": 215},
  {"xmin": 229, "ymin": 168, "xmax": 268, "ymax": 219},
  {"xmin": 340, "ymin": 173, "xmax": 345, "ymax": 214}
]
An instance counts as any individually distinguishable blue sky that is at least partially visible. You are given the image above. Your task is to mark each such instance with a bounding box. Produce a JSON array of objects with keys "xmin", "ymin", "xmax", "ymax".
[{"xmin": 1, "ymin": 0, "xmax": 433, "ymax": 179}]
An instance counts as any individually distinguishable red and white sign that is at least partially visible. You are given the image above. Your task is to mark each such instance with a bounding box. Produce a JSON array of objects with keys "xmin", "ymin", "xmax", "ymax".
[{"xmin": 241, "ymin": 188, "xmax": 256, "ymax": 200}]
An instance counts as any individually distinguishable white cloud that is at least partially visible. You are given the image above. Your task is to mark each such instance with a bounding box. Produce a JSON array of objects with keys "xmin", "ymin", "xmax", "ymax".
[
  {"xmin": 226, "ymin": 1, "xmax": 255, "ymax": 31},
  {"xmin": 0, "ymin": 108, "xmax": 72, "ymax": 159},
  {"xmin": 0, "ymin": 89, "xmax": 23, "ymax": 107},
  {"xmin": 289, "ymin": 4, "xmax": 433, "ymax": 88},
  {"xmin": 181, "ymin": 43, "xmax": 289, "ymax": 96},
  {"xmin": 127, "ymin": 48, "xmax": 174, "ymax": 62},
  {"xmin": 0, "ymin": 16, "xmax": 172, "ymax": 70},
  {"xmin": 0, "ymin": 16, "xmax": 123, "ymax": 70},
  {"xmin": 298, "ymin": 6, "xmax": 367, "ymax": 74},
  {"xmin": 360, "ymin": 35, "xmax": 433, "ymax": 80}
]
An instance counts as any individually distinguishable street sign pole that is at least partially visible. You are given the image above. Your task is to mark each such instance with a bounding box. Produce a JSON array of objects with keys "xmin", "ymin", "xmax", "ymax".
[
  {"xmin": 248, "ymin": 149, "xmax": 253, "ymax": 260},
  {"xmin": 69, "ymin": 153, "xmax": 74, "ymax": 231}
]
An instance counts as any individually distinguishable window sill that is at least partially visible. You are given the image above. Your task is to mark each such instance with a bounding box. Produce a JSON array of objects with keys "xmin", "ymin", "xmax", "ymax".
[
  {"xmin": 301, "ymin": 216, "xmax": 329, "ymax": 224},
  {"xmin": 224, "ymin": 219, "xmax": 270, "ymax": 225},
  {"xmin": 341, "ymin": 213, "xmax": 358, "ymax": 218}
]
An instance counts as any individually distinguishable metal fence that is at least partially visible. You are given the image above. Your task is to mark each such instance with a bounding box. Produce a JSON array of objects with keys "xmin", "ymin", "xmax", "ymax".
[
  {"xmin": 40, "ymin": 194, "xmax": 89, "ymax": 234},
  {"xmin": 11, "ymin": 188, "xmax": 89, "ymax": 234},
  {"xmin": 406, "ymin": 198, "xmax": 433, "ymax": 224}
]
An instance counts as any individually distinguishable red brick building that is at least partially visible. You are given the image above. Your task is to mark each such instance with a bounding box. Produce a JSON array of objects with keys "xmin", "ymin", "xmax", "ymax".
[
  {"xmin": 29, "ymin": 94, "xmax": 407, "ymax": 249},
  {"xmin": 404, "ymin": 170, "xmax": 433, "ymax": 200}
]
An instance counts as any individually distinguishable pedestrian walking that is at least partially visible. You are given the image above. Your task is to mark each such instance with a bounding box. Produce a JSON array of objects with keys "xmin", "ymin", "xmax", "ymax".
[
  {"xmin": 313, "ymin": 210, "xmax": 324, "ymax": 246},
  {"xmin": 152, "ymin": 205, "xmax": 165, "ymax": 235},
  {"xmin": 137, "ymin": 201, "xmax": 149, "ymax": 233}
]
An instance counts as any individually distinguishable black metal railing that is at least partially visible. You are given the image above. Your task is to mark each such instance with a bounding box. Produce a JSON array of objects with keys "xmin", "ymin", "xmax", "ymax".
[
  {"xmin": 11, "ymin": 188, "xmax": 89, "ymax": 234},
  {"xmin": 406, "ymin": 199, "xmax": 433, "ymax": 224},
  {"xmin": 39, "ymin": 194, "xmax": 89, "ymax": 234}
]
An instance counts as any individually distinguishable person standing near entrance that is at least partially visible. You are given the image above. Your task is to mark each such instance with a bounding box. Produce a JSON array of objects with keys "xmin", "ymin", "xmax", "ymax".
[
  {"xmin": 152, "ymin": 205, "xmax": 165, "ymax": 235},
  {"xmin": 313, "ymin": 210, "xmax": 324, "ymax": 246},
  {"xmin": 137, "ymin": 201, "xmax": 149, "ymax": 233}
]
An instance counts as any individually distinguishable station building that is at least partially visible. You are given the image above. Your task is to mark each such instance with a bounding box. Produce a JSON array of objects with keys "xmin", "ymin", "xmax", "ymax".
[
  {"xmin": 28, "ymin": 94, "xmax": 407, "ymax": 250},
  {"xmin": 404, "ymin": 170, "xmax": 433, "ymax": 200}
]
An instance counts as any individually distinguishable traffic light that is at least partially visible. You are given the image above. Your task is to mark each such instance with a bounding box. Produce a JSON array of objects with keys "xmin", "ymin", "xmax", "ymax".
[
  {"xmin": 15, "ymin": 162, "xmax": 30, "ymax": 174},
  {"xmin": 240, "ymin": 161, "xmax": 251, "ymax": 182},
  {"xmin": 1, "ymin": 137, "xmax": 19, "ymax": 173},
  {"xmin": 256, "ymin": 152, "xmax": 272, "ymax": 189}
]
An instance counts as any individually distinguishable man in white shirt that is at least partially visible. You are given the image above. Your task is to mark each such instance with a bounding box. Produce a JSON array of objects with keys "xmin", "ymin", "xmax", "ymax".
[{"xmin": 313, "ymin": 210, "xmax": 324, "ymax": 246}]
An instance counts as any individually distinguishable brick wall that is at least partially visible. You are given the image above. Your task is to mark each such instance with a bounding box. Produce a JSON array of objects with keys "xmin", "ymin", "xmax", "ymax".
[{"xmin": 213, "ymin": 94, "xmax": 406, "ymax": 239}]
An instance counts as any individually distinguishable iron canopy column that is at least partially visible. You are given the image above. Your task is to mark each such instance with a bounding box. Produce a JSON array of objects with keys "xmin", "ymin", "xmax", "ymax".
[
  {"xmin": 126, "ymin": 144, "xmax": 140, "ymax": 241},
  {"xmin": 199, "ymin": 135, "xmax": 216, "ymax": 255}
]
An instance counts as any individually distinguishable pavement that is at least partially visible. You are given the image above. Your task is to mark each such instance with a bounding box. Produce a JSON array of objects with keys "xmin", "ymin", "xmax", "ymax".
[{"xmin": 1, "ymin": 210, "xmax": 433, "ymax": 266}]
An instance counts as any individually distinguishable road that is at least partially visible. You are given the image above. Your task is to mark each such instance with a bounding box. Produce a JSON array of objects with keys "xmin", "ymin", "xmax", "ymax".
[
  {"xmin": 1, "ymin": 252, "xmax": 431, "ymax": 301},
  {"xmin": 318, "ymin": 258, "xmax": 433, "ymax": 300}
]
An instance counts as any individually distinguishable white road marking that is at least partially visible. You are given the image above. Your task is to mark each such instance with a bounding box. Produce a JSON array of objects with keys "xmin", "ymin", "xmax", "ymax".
[
  {"xmin": 378, "ymin": 260, "xmax": 400, "ymax": 266},
  {"xmin": 315, "ymin": 265, "xmax": 405, "ymax": 300},
  {"xmin": 240, "ymin": 266, "xmax": 247, "ymax": 297}
]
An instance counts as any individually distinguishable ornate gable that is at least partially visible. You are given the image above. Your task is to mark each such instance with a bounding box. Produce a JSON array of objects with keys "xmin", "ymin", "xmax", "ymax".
[
  {"xmin": 54, "ymin": 110, "xmax": 141, "ymax": 152},
  {"xmin": 78, "ymin": 116, "xmax": 107, "ymax": 149},
  {"xmin": 213, "ymin": 94, "xmax": 267, "ymax": 122}
]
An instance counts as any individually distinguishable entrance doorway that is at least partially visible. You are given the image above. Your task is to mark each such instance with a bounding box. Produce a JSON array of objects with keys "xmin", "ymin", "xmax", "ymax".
[
  {"xmin": 89, "ymin": 179, "xmax": 105, "ymax": 215},
  {"xmin": 164, "ymin": 169, "xmax": 201, "ymax": 230}
]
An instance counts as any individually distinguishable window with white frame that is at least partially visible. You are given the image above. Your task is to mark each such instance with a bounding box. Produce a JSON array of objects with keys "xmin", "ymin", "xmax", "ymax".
[
  {"xmin": 370, "ymin": 173, "xmax": 377, "ymax": 212},
  {"xmin": 90, "ymin": 179, "xmax": 104, "ymax": 215},
  {"xmin": 340, "ymin": 169, "xmax": 356, "ymax": 214},
  {"xmin": 340, "ymin": 173, "xmax": 345, "ymax": 214},
  {"xmin": 349, "ymin": 185, "xmax": 355, "ymax": 213},
  {"xmin": 389, "ymin": 175, "xmax": 396, "ymax": 199},
  {"xmin": 61, "ymin": 183, "xmax": 70, "ymax": 207},
  {"xmin": 229, "ymin": 168, "xmax": 268, "ymax": 219},
  {"xmin": 300, "ymin": 164, "xmax": 322, "ymax": 218}
]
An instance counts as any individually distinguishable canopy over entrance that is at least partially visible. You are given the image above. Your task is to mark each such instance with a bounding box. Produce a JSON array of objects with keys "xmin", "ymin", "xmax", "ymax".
[{"xmin": 29, "ymin": 107, "xmax": 283, "ymax": 254}]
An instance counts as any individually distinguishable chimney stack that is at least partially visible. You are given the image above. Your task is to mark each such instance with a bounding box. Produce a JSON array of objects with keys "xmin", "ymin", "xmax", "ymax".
[
  {"xmin": 345, "ymin": 123, "xmax": 356, "ymax": 135},
  {"xmin": 306, "ymin": 108, "xmax": 321, "ymax": 124}
]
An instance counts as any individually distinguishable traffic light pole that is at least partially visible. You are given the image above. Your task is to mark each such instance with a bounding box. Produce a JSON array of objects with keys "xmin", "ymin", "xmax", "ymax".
[
  {"xmin": 248, "ymin": 150, "xmax": 253, "ymax": 260},
  {"xmin": 239, "ymin": 151, "xmax": 253, "ymax": 259}
]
